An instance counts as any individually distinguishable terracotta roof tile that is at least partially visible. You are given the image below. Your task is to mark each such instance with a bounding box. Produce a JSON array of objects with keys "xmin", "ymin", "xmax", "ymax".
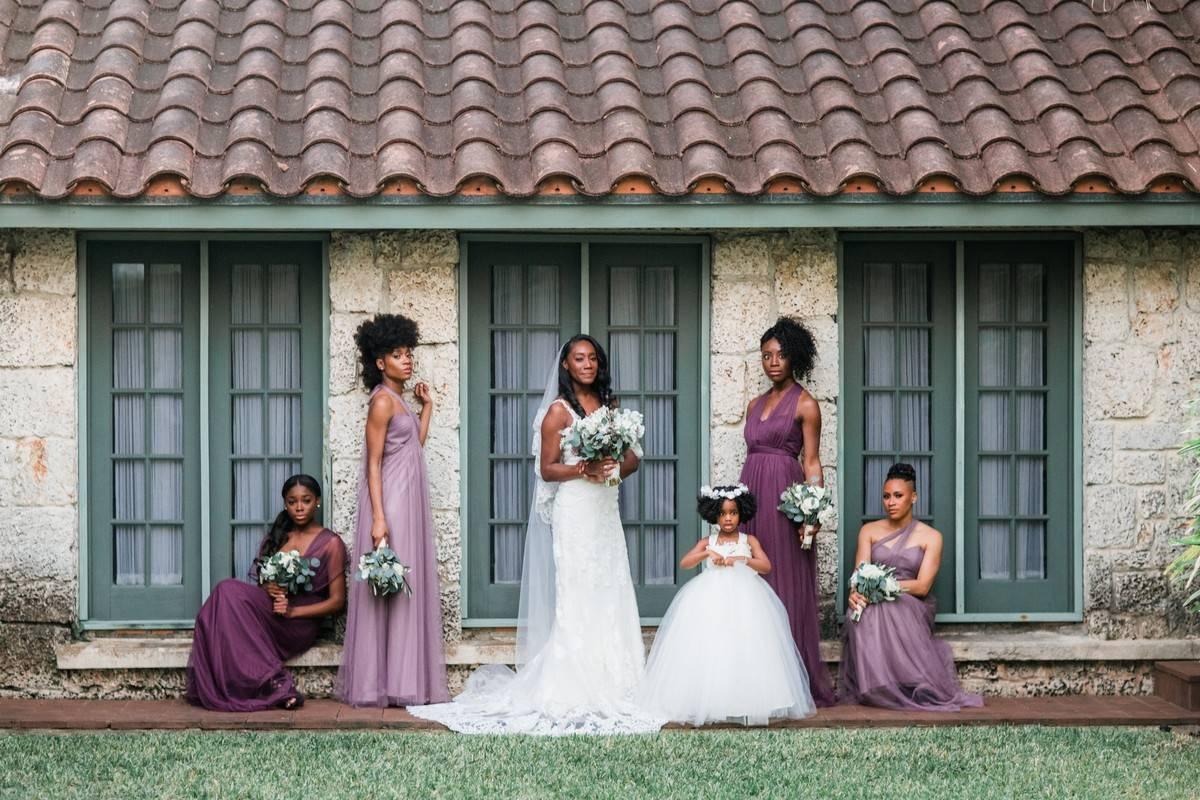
[{"xmin": 2, "ymin": 0, "xmax": 1199, "ymax": 198}]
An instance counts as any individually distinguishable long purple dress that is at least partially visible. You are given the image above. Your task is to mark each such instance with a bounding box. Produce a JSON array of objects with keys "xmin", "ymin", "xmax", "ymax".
[
  {"xmin": 186, "ymin": 529, "xmax": 346, "ymax": 711},
  {"xmin": 739, "ymin": 382, "xmax": 835, "ymax": 707},
  {"xmin": 839, "ymin": 520, "xmax": 983, "ymax": 711},
  {"xmin": 335, "ymin": 384, "xmax": 449, "ymax": 707}
]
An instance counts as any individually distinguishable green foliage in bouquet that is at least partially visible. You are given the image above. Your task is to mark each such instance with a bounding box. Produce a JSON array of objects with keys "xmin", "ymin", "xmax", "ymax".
[{"xmin": 1165, "ymin": 409, "xmax": 1200, "ymax": 612}]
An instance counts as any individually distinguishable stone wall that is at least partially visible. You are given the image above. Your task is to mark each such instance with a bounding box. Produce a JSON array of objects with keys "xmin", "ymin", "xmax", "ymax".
[
  {"xmin": 326, "ymin": 231, "xmax": 463, "ymax": 643},
  {"xmin": 1082, "ymin": 230, "xmax": 1200, "ymax": 639},
  {"xmin": 0, "ymin": 230, "xmax": 78, "ymax": 695},
  {"xmin": 709, "ymin": 231, "xmax": 842, "ymax": 634}
]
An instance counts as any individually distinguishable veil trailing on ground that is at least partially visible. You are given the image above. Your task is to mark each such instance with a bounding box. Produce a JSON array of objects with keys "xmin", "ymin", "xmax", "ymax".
[{"xmin": 515, "ymin": 343, "xmax": 566, "ymax": 669}]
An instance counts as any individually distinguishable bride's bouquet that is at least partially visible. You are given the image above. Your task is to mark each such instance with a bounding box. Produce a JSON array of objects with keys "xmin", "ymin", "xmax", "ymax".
[
  {"xmin": 848, "ymin": 561, "xmax": 903, "ymax": 622},
  {"xmin": 778, "ymin": 482, "xmax": 831, "ymax": 549},
  {"xmin": 256, "ymin": 550, "xmax": 321, "ymax": 595},
  {"xmin": 357, "ymin": 544, "xmax": 413, "ymax": 598},
  {"xmin": 560, "ymin": 406, "xmax": 645, "ymax": 487}
]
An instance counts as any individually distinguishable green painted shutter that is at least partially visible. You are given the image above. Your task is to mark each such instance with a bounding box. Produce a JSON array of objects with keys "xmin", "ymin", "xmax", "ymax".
[
  {"xmin": 963, "ymin": 242, "xmax": 1074, "ymax": 613},
  {"xmin": 207, "ymin": 242, "xmax": 325, "ymax": 583},
  {"xmin": 588, "ymin": 244, "xmax": 704, "ymax": 616},
  {"xmin": 841, "ymin": 242, "xmax": 957, "ymax": 611},
  {"xmin": 86, "ymin": 242, "xmax": 203, "ymax": 620}
]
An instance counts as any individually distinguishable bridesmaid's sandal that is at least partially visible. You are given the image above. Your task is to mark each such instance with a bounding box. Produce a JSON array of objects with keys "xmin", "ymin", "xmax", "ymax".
[{"xmin": 282, "ymin": 693, "xmax": 304, "ymax": 710}]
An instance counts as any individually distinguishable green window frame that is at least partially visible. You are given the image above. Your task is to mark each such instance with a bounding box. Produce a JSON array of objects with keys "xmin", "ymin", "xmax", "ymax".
[
  {"xmin": 462, "ymin": 238, "xmax": 708, "ymax": 622},
  {"xmin": 840, "ymin": 237, "xmax": 1080, "ymax": 620},
  {"xmin": 83, "ymin": 238, "xmax": 326, "ymax": 625}
]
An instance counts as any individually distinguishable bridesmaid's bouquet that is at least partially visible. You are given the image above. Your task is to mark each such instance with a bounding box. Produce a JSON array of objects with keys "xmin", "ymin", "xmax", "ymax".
[
  {"xmin": 357, "ymin": 544, "xmax": 413, "ymax": 598},
  {"xmin": 256, "ymin": 550, "xmax": 321, "ymax": 595},
  {"xmin": 560, "ymin": 406, "xmax": 645, "ymax": 487},
  {"xmin": 778, "ymin": 482, "xmax": 831, "ymax": 549},
  {"xmin": 848, "ymin": 561, "xmax": 903, "ymax": 622}
]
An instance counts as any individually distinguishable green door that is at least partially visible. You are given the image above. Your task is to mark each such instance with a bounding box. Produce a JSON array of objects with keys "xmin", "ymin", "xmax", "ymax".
[
  {"xmin": 963, "ymin": 241, "xmax": 1074, "ymax": 613},
  {"xmin": 87, "ymin": 242, "xmax": 203, "ymax": 620},
  {"xmin": 588, "ymin": 244, "xmax": 704, "ymax": 617},
  {"xmin": 841, "ymin": 242, "xmax": 957, "ymax": 612},
  {"xmin": 207, "ymin": 242, "xmax": 326, "ymax": 583}
]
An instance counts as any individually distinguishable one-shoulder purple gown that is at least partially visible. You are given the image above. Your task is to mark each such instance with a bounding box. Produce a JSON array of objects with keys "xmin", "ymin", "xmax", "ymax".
[
  {"xmin": 335, "ymin": 384, "xmax": 449, "ymax": 707},
  {"xmin": 839, "ymin": 520, "xmax": 983, "ymax": 711},
  {"xmin": 186, "ymin": 528, "xmax": 346, "ymax": 711},
  {"xmin": 739, "ymin": 382, "xmax": 835, "ymax": 707}
]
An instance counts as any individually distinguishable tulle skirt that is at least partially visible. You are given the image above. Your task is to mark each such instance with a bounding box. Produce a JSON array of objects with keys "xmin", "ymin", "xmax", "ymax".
[{"xmin": 637, "ymin": 563, "xmax": 817, "ymax": 726}]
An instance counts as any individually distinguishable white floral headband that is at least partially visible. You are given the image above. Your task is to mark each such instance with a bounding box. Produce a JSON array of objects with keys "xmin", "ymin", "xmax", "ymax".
[{"xmin": 699, "ymin": 483, "xmax": 750, "ymax": 500}]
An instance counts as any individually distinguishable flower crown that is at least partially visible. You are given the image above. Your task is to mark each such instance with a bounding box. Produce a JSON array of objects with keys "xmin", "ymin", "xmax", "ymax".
[{"xmin": 699, "ymin": 483, "xmax": 750, "ymax": 500}]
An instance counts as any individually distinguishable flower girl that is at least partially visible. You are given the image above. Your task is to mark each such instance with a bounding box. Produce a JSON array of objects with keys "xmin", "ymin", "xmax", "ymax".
[{"xmin": 637, "ymin": 485, "xmax": 816, "ymax": 726}]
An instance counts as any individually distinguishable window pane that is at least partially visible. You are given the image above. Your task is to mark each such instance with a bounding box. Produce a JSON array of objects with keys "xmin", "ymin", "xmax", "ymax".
[
  {"xmin": 526, "ymin": 265, "xmax": 559, "ymax": 325},
  {"xmin": 645, "ymin": 333, "xmax": 674, "ymax": 391},
  {"xmin": 864, "ymin": 329, "xmax": 895, "ymax": 386},
  {"xmin": 149, "ymin": 396, "xmax": 183, "ymax": 455},
  {"xmin": 626, "ymin": 528, "xmax": 639, "ymax": 581},
  {"xmin": 234, "ymin": 526, "xmax": 261, "ymax": 582},
  {"xmin": 979, "ymin": 521, "xmax": 1010, "ymax": 579},
  {"xmin": 864, "ymin": 262, "xmax": 894, "ymax": 322},
  {"xmin": 267, "ymin": 264, "xmax": 300, "ymax": 324},
  {"xmin": 149, "ymin": 330, "xmax": 182, "ymax": 389},
  {"xmin": 112, "ymin": 263, "xmax": 145, "ymax": 323},
  {"xmin": 897, "ymin": 263, "xmax": 929, "ymax": 322},
  {"xmin": 114, "ymin": 525, "xmax": 144, "ymax": 586},
  {"xmin": 619, "ymin": 473, "xmax": 640, "ymax": 521},
  {"xmin": 978, "ymin": 263, "xmax": 1009, "ymax": 322},
  {"xmin": 864, "ymin": 393, "xmax": 894, "ymax": 451},
  {"xmin": 979, "ymin": 329, "xmax": 1009, "ymax": 386},
  {"xmin": 232, "ymin": 331, "xmax": 263, "ymax": 389},
  {"xmin": 898, "ymin": 328, "xmax": 929, "ymax": 386},
  {"xmin": 864, "ymin": 456, "xmax": 892, "ymax": 515},
  {"xmin": 610, "ymin": 267, "xmax": 640, "ymax": 325},
  {"xmin": 113, "ymin": 460, "xmax": 145, "ymax": 520},
  {"xmin": 149, "ymin": 526, "xmax": 183, "ymax": 585},
  {"xmin": 643, "ymin": 397, "xmax": 675, "ymax": 457},
  {"xmin": 1017, "ymin": 457, "xmax": 1045, "ymax": 516},
  {"xmin": 644, "ymin": 462, "xmax": 675, "ymax": 521},
  {"xmin": 1016, "ymin": 393, "xmax": 1045, "ymax": 450},
  {"xmin": 149, "ymin": 461, "xmax": 183, "ymax": 520},
  {"xmin": 1015, "ymin": 329, "xmax": 1044, "ymax": 386},
  {"xmin": 232, "ymin": 264, "xmax": 264, "ymax": 324},
  {"xmin": 898, "ymin": 393, "xmax": 930, "ymax": 451},
  {"xmin": 233, "ymin": 461, "xmax": 265, "ymax": 520},
  {"xmin": 233, "ymin": 396, "xmax": 264, "ymax": 454},
  {"xmin": 491, "ymin": 460, "xmax": 525, "ymax": 520},
  {"xmin": 644, "ymin": 267, "xmax": 675, "ymax": 325},
  {"xmin": 527, "ymin": 332, "xmax": 559, "ymax": 391},
  {"xmin": 491, "ymin": 331, "xmax": 522, "ymax": 390},
  {"xmin": 492, "ymin": 264, "xmax": 523, "ymax": 324},
  {"xmin": 268, "ymin": 461, "xmax": 299, "ymax": 501},
  {"xmin": 1015, "ymin": 263, "xmax": 1045, "ymax": 322},
  {"xmin": 147, "ymin": 264, "xmax": 182, "ymax": 324},
  {"xmin": 267, "ymin": 331, "xmax": 300, "ymax": 390},
  {"xmin": 979, "ymin": 393, "xmax": 1009, "ymax": 451},
  {"xmin": 610, "ymin": 332, "xmax": 640, "ymax": 391},
  {"xmin": 113, "ymin": 396, "xmax": 145, "ymax": 455},
  {"xmin": 267, "ymin": 396, "xmax": 301, "ymax": 454},
  {"xmin": 493, "ymin": 525, "xmax": 524, "ymax": 584},
  {"xmin": 644, "ymin": 526, "xmax": 675, "ymax": 585},
  {"xmin": 492, "ymin": 395, "xmax": 525, "ymax": 457},
  {"xmin": 112, "ymin": 330, "xmax": 145, "ymax": 389},
  {"xmin": 1017, "ymin": 521, "xmax": 1046, "ymax": 579},
  {"xmin": 979, "ymin": 457, "xmax": 1010, "ymax": 516}
]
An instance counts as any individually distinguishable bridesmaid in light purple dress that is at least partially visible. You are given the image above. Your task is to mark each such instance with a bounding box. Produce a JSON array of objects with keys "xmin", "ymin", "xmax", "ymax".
[
  {"xmin": 335, "ymin": 314, "xmax": 449, "ymax": 707},
  {"xmin": 738, "ymin": 317, "xmax": 835, "ymax": 707},
  {"xmin": 840, "ymin": 463, "xmax": 983, "ymax": 711}
]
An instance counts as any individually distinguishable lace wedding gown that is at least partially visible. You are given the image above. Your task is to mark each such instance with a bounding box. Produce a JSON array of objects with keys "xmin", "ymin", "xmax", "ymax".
[{"xmin": 409, "ymin": 400, "xmax": 665, "ymax": 735}]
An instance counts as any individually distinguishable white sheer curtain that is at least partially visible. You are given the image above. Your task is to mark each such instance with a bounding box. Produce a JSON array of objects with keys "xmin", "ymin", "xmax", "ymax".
[
  {"xmin": 111, "ymin": 263, "xmax": 185, "ymax": 586},
  {"xmin": 230, "ymin": 263, "xmax": 303, "ymax": 579},
  {"xmin": 977, "ymin": 263, "xmax": 1047, "ymax": 581}
]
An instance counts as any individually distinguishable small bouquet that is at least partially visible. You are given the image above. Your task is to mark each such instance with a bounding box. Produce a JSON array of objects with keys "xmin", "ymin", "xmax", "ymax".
[
  {"xmin": 357, "ymin": 544, "xmax": 413, "ymax": 598},
  {"xmin": 848, "ymin": 561, "xmax": 903, "ymax": 622},
  {"xmin": 256, "ymin": 550, "xmax": 320, "ymax": 595},
  {"xmin": 778, "ymin": 481, "xmax": 831, "ymax": 549},
  {"xmin": 560, "ymin": 406, "xmax": 645, "ymax": 487}
]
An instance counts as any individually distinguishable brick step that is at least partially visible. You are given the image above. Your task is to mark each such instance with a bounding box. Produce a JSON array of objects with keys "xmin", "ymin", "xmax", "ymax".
[{"xmin": 1154, "ymin": 661, "xmax": 1200, "ymax": 710}]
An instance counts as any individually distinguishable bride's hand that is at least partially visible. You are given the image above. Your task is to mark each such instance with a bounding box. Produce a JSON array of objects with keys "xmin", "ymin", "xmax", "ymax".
[{"xmin": 583, "ymin": 458, "xmax": 618, "ymax": 483}]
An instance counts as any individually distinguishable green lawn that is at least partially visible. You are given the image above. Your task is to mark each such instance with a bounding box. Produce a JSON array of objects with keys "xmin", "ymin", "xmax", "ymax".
[{"xmin": 1, "ymin": 726, "xmax": 1196, "ymax": 799}]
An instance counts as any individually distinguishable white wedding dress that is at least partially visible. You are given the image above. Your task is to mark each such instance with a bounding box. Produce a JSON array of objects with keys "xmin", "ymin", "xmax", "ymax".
[
  {"xmin": 409, "ymin": 399, "xmax": 665, "ymax": 735},
  {"xmin": 636, "ymin": 532, "xmax": 816, "ymax": 726}
]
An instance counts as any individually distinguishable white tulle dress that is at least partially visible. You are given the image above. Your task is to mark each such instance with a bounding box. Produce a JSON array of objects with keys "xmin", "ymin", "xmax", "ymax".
[{"xmin": 636, "ymin": 532, "xmax": 817, "ymax": 726}]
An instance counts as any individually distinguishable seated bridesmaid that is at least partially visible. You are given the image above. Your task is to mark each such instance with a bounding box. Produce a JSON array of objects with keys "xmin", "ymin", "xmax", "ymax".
[
  {"xmin": 186, "ymin": 474, "xmax": 347, "ymax": 711},
  {"xmin": 839, "ymin": 463, "xmax": 983, "ymax": 712}
]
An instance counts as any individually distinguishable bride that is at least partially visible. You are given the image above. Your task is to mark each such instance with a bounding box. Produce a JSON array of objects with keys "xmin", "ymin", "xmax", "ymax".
[{"xmin": 409, "ymin": 336, "xmax": 665, "ymax": 735}]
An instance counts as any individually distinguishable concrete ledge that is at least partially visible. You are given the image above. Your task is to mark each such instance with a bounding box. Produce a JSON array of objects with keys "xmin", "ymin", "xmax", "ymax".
[{"xmin": 55, "ymin": 630, "xmax": 1200, "ymax": 671}]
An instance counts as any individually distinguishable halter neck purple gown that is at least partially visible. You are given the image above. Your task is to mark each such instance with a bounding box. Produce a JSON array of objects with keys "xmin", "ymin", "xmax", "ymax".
[
  {"xmin": 186, "ymin": 529, "xmax": 346, "ymax": 711},
  {"xmin": 838, "ymin": 520, "xmax": 983, "ymax": 711},
  {"xmin": 739, "ymin": 382, "xmax": 835, "ymax": 707},
  {"xmin": 335, "ymin": 384, "xmax": 449, "ymax": 707}
]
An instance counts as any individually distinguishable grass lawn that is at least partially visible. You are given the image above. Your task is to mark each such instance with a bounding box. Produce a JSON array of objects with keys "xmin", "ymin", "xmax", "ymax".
[{"xmin": 1, "ymin": 726, "xmax": 1196, "ymax": 799}]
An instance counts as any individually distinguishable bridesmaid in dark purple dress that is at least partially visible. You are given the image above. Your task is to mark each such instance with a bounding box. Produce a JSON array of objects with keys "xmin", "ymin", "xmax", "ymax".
[
  {"xmin": 840, "ymin": 463, "xmax": 982, "ymax": 711},
  {"xmin": 186, "ymin": 474, "xmax": 347, "ymax": 711},
  {"xmin": 738, "ymin": 317, "xmax": 835, "ymax": 707}
]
